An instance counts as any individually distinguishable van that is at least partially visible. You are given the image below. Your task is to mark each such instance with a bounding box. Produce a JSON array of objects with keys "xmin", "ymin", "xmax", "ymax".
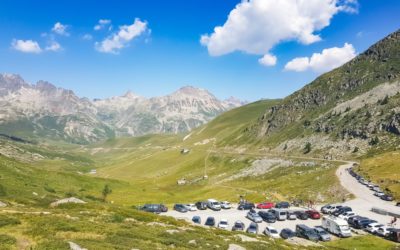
[
  {"xmin": 140, "ymin": 204, "xmax": 168, "ymax": 213},
  {"xmin": 271, "ymin": 208, "xmax": 287, "ymax": 221},
  {"xmin": 296, "ymin": 224, "xmax": 319, "ymax": 242},
  {"xmin": 207, "ymin": 199, "xmax": 221, "ymax": 211},
  {"xmin": 322, "ymin": 216, "xmax": 351, "ymax": 238}
]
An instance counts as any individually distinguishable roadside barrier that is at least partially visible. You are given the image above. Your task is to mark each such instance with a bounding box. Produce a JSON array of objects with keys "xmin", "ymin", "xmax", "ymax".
[{"xmin": 371, "ymin": 207, "xmax": 400, "ymax": 218}]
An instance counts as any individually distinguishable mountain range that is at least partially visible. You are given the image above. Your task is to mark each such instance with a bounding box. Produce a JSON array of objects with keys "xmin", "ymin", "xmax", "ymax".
[{"xmin": 0, "ymin": 74, "xmax": 245, "ymax": 143}]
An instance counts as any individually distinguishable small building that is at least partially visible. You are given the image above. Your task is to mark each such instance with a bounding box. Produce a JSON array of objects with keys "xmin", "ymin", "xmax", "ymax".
[
  {"xmin": 177, "ymin": 178, "xmax": 187, "ymax": 185},
  {"xmin": 181, "ymin": 148, "xmax": 190, "ymax": 154}
]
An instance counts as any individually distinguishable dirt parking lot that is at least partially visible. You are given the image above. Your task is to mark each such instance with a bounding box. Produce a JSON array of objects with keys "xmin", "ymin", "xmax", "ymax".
[{"xmin": 163, "ymin": 205, "xmax": 322, "ymax": 234}]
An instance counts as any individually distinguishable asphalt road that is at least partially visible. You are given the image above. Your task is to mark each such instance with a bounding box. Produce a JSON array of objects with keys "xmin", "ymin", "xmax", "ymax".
[
  {"xmin": 163, "ymin": 206, "xmax": 322, "ymax": 235},
  {"xmin": 163, "ymin": 161, "xmax": 400, "ymax": 234},
  {"xmin": 336, "ymin": 162, "xmax": 400, "ymax": 226}
]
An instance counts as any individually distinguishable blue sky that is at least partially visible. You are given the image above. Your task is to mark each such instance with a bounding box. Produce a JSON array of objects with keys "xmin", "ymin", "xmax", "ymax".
[{"xmin": 0, "ymin": 0, "xmax": 399, "ymax": 101}]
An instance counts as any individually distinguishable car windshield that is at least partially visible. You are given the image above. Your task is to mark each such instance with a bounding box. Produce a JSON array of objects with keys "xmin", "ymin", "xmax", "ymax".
[
  {"xmin": 235, "ymin": 223, "xmax": 242, "ymax": 227},
  {"xmin": 212, "ymin": 202, "xmax": 219, "ymax": 205},
  {"xmin": 250, "ymin": 225, "xmax": 257, "ymax": 229},
  {"xmin": 220, "ymin": 221, "xmax": 228, "ymax": 225},
  {"xmin": 270, "ymin": 229, "xmax": 278, "ymax": 234}
]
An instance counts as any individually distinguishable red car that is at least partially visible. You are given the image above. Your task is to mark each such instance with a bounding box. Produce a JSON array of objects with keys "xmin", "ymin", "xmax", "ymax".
[
  {"xmin": 305, "ymin": 210, "xmax": 321, "ymax": 219},
  {"xmin": 256, "ymin": 202, "xmax": 274, "ymax": 209}
]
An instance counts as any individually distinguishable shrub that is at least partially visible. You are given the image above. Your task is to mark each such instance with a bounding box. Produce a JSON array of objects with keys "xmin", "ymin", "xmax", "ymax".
[
  {"xmin": 0, "ymin": 215, "xmax": 21, "ymax": 227},
  {"xmin": 0, "ymin": 234, "xmax": 16, "ymax": 246},
  {"xmin": 303, "ymin": 142, "xmax": 312, "ymax": 154},
  {"xmin": 0, "ymin": 184, "xmax": 6, "ymax": 196}
]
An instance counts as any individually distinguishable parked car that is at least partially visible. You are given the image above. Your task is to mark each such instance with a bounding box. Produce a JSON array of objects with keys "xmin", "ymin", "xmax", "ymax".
[
  {"xmin": 387, "ymin": 229, "xmax": 400, "ymax": 243},
  {"xmin": 264, "ymin": 226, "xmax": 280, "ymax": 238},
  {"xmin": 321, "ymin": 204, "xmax": 342, "ymax": 214},
  {"xmin": 205, "ymin": 216, "xmax": 215, "ymax": 226},
  {"xmin": 192, "ymin": 216, "xmax": 201, "ymax": 224},
  {"xmin": 257, "ymin": 202, "xmax": 274, "ymax": 209},
  {"xmin": 353, "ymin": 218, "xmax": 377, "ymax": 229},
  {"xmin": 220, "ymin": 201, "xmax": 231, "ymax": 209},
  {"xmin": 322, "ymin": 216, "xmax": 352, "ymax": 238},
  {"xmin": 314, "ymin": 226, "xmax": 331, "ymax": 241},
  {"xmin": 174, "ymin": 204, "xmax": 188, "ymax": 213},
  {"xmin": 195, "ymin": 201, "xmax": 207, "ymax": 210},
  {"xmin": 348, "ymin": 216, "xmax": 367, "ymax": 228},
  {"xmin": 332, "ymin": 206, "xmax": 352, "ymax": 217},
  {"xmin": 365, "ymin": 222, "xmax": 384, "ymax": 234},
  {"xmin": 296, "ymin": 224, "xmax": 320, "ymax": 242},
  {"xmin": 232, "ymin": 221, "xmax": 245, "ymax": 231},
  {"xmin": 306, "ymin": 210, "xmax": 321, "ymax": 219},
  {"xmin": 295, "ymin": 211, "xmax": 309, "ymax": 220},
  {"xmin": 218, "ymin": 219, "xmax": 229, "ymax": 229},
  {"xmin": 374, "ymin": 192, "xmax": 385, "ymax": 197},
  {"xmin": 207, "ymin": 199, "xmax": 221, "ymax": 211},
  {"xmin": 287, "ymin": 211, "xmax": 297, "ymax": 220},
  {"xmin": 396, "ymin": 202, "xmax": 400, "ymax": 207},
  {"xmin": 280, "ymin": 228, "xmax": 296, "ymax": 239},
  {"xmin": 246, "ymin": 222, "xmax": 259, "ymax": 234},
  {"xmin": 258, "ymin": 211, "xmax": 276, "ymax": 223},
  {"xmin": 338, "ymin": 211, "xmax": 356, "ymax": 221},
  {"xmin": 381, "ymin": 195, "xmax": 394, "ymax": 201},
  {"xmin": 140, "ymin": 204, "xmax": 168, "ymax": 213},
  {"xmin": 238, "ymin": 202, "xmax": 255, "ymax": 210},
  {"xmin": 185, "ymin": 204, "xmax": 198, "ymax": 211},
  {"xmin": 269, "ymin": 208, "xmax": 287, "ymax": 221},
  {"xmin": 247, "ymin": 210, "xmax": 263, "ymax": 223},
  {"xmin": 376, "ymin": 226, "xmax": 395, "ymax": 237},
  {"xmin": 275, "ymin": 201, "xmax": 290, "ymax": 209}
]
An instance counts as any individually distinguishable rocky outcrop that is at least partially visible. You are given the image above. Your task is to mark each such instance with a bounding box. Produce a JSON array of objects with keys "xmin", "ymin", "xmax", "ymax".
[
  {"xmin": 251, "ymin": 29, "xmax": 400, "ymax": 153},
  {"xmin": 50, "ymin": 197, "xmax": 86, "ymax": 207},
  {"xmin": 0, "ymin": 75, "xmax": 244, "ymax": 143}
]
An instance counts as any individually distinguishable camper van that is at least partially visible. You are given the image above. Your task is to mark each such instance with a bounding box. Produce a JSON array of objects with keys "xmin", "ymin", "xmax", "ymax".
[
  {"xmin": 322, "ymin": 216, "xmax": 352, "ymax": 238},
  {"xmin": 207, "ymin": 199, "xmax": 221, "ymax": 211},
  {"xmin": 271, "ymin": 208, "xmax": 287, "ymax": 221}
]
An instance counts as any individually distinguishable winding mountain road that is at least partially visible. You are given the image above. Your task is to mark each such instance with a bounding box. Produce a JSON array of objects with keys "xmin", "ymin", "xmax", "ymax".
[{"xmin": 336, "ymin": 162, "xmax": 400, "ymax": 225}]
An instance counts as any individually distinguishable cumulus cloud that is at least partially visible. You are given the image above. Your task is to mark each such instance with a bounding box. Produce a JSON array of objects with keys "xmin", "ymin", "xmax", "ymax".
[
  {"xmin": 284, "ymin": 43, "xmax": 356, "ymax": 73},
  {"xmin": 94, "ymin": 19, "xmax": 111, "ymax": 31},
  {"xmin": 52, "ymin": 22, "xmax": 69, "ymax": 36},
  {"xmin": 258, "ymin": 53, "xmax": 277, "ymax": 66},
  {"xmin": 45, "ymin": 41, "xmax": 62, "ymax": 52},
  {"xmin": 82, "ymin": 34, "xmax": 93, "ymax": 40},
  {"xmin": 201, "ymin": 0, "xmax": 358, "ymax": 64},
  {"xmin": 11, "ymin": 39, "xmax": 42, "ymax": 53},
  {"xmin": 95, "ymin": 18, "xmax": 148, "ymax": 54}
]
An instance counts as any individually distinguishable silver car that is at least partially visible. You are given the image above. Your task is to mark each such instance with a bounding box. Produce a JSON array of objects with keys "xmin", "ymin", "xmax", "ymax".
[
  {"xmin": 246, "ymin": 222, "xmax": 259, "ymax": 234},
  {"xmin": 246, "ymin": 211, "xmax": 263, "ymax": 223},
  {"xmin": 314, "ymin": 227, "xmax": 331, "ymax": 241}
]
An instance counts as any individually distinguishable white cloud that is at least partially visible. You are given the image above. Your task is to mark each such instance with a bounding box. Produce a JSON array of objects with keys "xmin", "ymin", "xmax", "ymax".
[
  {"xmin": 11, "ymin": 39, "xmax": 42, "ymax": 53},
  {"xmin": 201, "ymin": 0, "xmax": 358, "ymax": 64},
  {"xmin": 284, "ymin": 43, "xmax": 356, "ymax": 73},
  {"xmin": 45, "ymin": 41, "xmax": 62, "ymax": 52},
  {"xmin": 258, "ymin": 53, "xmax": 277, "ymax": 66},
  {"xmin": 95, "ymin": 18, "xmax": 148, "ymax": 54},
  {"xmin": 82, "ymin": 34, "xmax": 93, "ymax": 40},
  {"xmin": 52, "ymin": 22, "xmax": 69, "ymax": 36},
  {"xmin": 94, "ymin": 19, "xmax": 111, "ymax": 31}
]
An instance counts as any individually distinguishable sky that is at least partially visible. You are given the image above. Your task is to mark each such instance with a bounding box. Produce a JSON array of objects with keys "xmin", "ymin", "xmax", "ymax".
[{"xmin": 0, "ymin": 0, "xmax": 399, "ymax": 102}]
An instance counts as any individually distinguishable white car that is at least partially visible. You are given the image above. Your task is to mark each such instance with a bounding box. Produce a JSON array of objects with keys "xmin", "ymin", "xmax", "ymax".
[
  {"xmin": 374, "ymin": 192, "xmax": 385, "ymax": 197},
  {"xmin": 264, "ymin": 226, "xmax": 280, "ymax": 238},
  {"xmin": 376, "ymin": 226, "xmax": 394, "ymax": 237},
  {"xmin": 218, "ymin": 219, "xmax": 229, "ymax": 229},
  {"xmin": 185, "ymin": 204, "xmax": 197, "ymax": 211},
  {"xmin": 338, "ymin": 211, "xmax": 356, "ymax": 221},
  {"xmin": 365, "ymin": 223, "xmax": 384, "ymax": 234},
  {"xmin": 220, "ymin": 201, "xmax": 231, "ymax": 209}
]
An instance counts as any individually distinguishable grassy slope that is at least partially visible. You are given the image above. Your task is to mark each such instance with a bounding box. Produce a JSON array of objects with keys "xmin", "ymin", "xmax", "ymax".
[
  {"xmin": 86, "ymin": 100, "xmax": 347, "ymax": 205},
  {"xmin": 0, "ymin": 154, "xmax": 296, "ymax": 250},
  {"xmin": 356, "ymin": 150, "xmax": 400, "ymax": 199}
]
